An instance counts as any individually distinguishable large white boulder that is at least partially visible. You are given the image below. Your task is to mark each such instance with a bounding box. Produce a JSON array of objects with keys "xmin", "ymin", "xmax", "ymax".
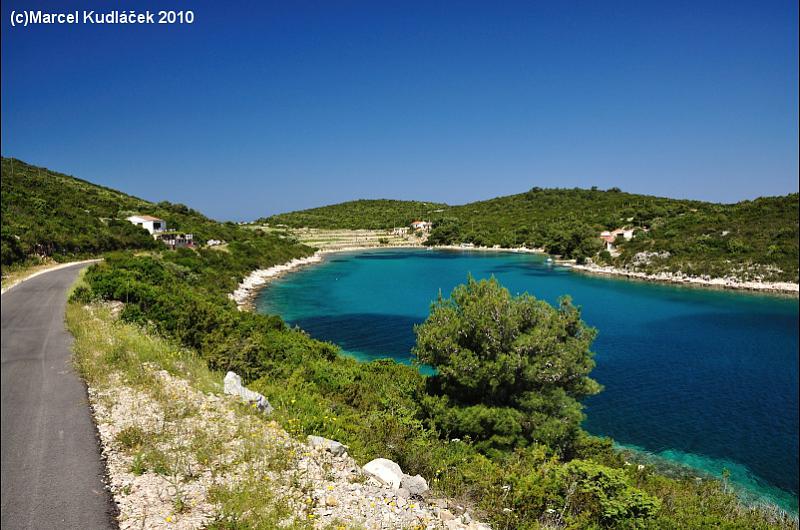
[
  {"xmin": 362, "ymin": 458, "xmax": 404, "ymax": 489},
  {"xmin": 223, "ymin": 371, "xmax": 273, "ymax": 414}
]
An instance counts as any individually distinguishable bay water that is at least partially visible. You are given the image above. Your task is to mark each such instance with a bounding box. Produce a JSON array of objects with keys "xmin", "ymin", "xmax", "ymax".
[{"xmin": 255, "ymin": 248, "xmax": 799, "ymax": 511}]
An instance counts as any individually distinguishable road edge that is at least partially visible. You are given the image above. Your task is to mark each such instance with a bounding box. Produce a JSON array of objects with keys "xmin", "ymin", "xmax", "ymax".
[{"xmin": 1, "ymin": 259, "xmax": 102, "ymax": 296}]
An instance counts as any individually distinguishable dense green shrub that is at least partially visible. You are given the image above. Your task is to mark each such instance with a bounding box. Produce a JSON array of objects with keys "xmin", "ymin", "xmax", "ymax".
[
  {"xmin": 1, "ymin": 158, "xmax": 162, "ymax": 267},
  {"xmin": 414, "ymin": 276, "xmax": 601, "ymax": 454},
  {"xmin": 1, "ymin": 157, "xmax": 317, "ymax": 271},
  {"xmin": 559, "ymin": 460, "xmax": 660, "ymax": 526},
  {"xmin": 259, "ymin": 199, "xmax": 447, "ymax": 230}
]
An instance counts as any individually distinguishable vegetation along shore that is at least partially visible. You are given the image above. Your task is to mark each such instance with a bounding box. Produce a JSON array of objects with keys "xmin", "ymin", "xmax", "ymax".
[
  {"xmin": 571, "ymin": 262, "xmax": 799, "ymax": 294},
  {"xmin": 262, "ymin": 189, "xmax": 799, "ymax": 293},
  {"xmin": 3, "ymin": 158, "xmax": 799, "ymax": 527},
  {"xmin": 245, "ymin": 223, "xmax": 799, "ymax": 295}
]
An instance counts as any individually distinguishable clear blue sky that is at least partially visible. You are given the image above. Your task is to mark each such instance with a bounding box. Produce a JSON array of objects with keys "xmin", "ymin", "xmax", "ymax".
[{"xmin": 2, "ymin": 1, "xmax": 798, "ymax": 220}]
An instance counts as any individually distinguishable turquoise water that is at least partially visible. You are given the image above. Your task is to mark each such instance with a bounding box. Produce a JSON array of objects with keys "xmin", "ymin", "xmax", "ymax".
[{"xmin": 256, "ymin": 248, "xmax": 799, "ymax": 512}]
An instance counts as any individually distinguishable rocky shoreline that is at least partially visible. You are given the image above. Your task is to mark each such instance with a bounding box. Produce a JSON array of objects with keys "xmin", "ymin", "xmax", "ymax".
[
  {"xmin": 570, "ymin": 263, "xmax": 799, "ymax": 295},
  {"xmin": 228, "ymin": 245, "xmax": 550, "ymax": 311},
  {"xmin": 230, "ymin": 246, "xmax": 426, "ymax": 310},
  {"xmin": 229, "ymin": 254, "xmax": 324, "ymax": 310},
  {"xmin": 230, "ymin": 246, "xmax": 798, "ymax": 312}
]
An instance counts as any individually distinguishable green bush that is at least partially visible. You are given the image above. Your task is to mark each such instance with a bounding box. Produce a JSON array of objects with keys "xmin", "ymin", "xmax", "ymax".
[
  {"xmin": 559, "ymin": 460, "xmax": 660, "ymax": 526},
  {"xmin": 414, "ymin": 276, "xmax": 601, "ymax": 454},
  {"xmin": 69, "ymin": 285, "xmax": 95, "ymax": 304}
]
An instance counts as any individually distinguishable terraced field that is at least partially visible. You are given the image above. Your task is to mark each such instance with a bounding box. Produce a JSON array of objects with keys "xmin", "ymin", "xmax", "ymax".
[{"xmin": 253, "ymin": 226, "xmax": 425, "ymax": 251}]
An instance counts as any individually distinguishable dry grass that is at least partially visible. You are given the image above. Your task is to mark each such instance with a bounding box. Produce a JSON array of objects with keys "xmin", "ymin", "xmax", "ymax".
[
  {"xmin": 1, "ymin": 257, "xmax": 59, "ymax": 289},
  {"xmin": 67, "ymin": 301, "xmax": 318, "ymax": 528}
]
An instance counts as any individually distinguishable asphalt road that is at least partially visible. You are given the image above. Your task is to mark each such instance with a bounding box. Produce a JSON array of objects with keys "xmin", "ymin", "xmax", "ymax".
[{"xmin": 1, "ymin": 263, "xmax": 116, "ymax": 529}]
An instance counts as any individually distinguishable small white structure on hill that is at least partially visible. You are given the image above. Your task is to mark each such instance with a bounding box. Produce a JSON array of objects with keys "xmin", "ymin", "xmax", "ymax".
[
  {"xmin": 156, "ymin": 232, "xmax": 194, "ymax": 249},
  {"xmin": 411, "ymin": 220, "xmax": 432, "ymax": 231},
  {"xmin": 600, "ymin": 228, "xmax": 636, "ymax": 251},
  {"xmin": 126, "ymin": 215, "xmax": 167, "ymax": 234}
]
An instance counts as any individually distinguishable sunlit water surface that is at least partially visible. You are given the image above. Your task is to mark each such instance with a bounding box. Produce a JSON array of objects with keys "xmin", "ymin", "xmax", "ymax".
[{"xmin": 256, "ymin": 249, "xmax": 799, "ymax": 512}]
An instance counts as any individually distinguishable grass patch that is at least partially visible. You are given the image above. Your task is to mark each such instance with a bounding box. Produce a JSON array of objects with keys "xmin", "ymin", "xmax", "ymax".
[
  {"xmin": 66, "ymin": 296, "xmax": 318, "ymax": 527},
  {"xmin": 67, "ymin": 301, "xmax": 218, "ymax": 395},
  {"xmin": 207, "ymin": 477, "xmax": 311, "ymax": 530},
  {"xmin": 115, "ymin": 425, "xmax": 148, "ymax": 450}
]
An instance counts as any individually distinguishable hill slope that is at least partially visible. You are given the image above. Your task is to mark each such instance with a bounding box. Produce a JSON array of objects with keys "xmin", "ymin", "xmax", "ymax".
[
  {"xmin": 263, "ymin": 188, "xmax": 800, "ymax": 282},
  {"xmin": 260, "ymin": 199, "xmax": 449, "ymax": 230},
  {"xmin": 1, "ymin": 157, "xmax": 310, "ymax": 272},
  {"xmin": 2, "ymin": 158, "xmax": 158, "ymax": 266}
]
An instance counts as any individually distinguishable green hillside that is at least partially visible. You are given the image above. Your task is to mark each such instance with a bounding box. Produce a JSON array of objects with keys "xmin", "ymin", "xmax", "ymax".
[
  {"xmin": 260, "ymin": 198, "xmax": 449, "ymax": 229},
  {"xmin": 1, "ymin": 158, "xmax": 313, "ymax": 280},
  {"xmin": 263, "ymin": 187, "xmax": 800, "ymax": 282},
  {"xmin": 2, "ymin": 157, "xmax": 156, "ymax": 266}
]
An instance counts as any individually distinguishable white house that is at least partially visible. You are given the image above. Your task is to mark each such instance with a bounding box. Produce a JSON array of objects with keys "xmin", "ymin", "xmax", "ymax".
[
  {"xmin": 600, "ymin": 228, "xmax": 637, "ymax": 251},
  {"xmin": 410, "ymin": 220, "xmax": 432, "ymax": 231},
  {"xmin": 126, "ymin": 215, "xmax": 167, "ymax": 234}
]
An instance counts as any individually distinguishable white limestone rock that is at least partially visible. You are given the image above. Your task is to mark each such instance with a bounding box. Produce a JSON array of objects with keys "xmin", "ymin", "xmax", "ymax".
[
  {"xmin": 307, "ymin": 435, "xmax": 348, "ymax": 457},
  {"xmin": 223, "ymin": 371, "xmax": 273, "ymax": 414},
  {"xmin": 362, "ymin": 458, "xmax": 404, "ymax": 489}
]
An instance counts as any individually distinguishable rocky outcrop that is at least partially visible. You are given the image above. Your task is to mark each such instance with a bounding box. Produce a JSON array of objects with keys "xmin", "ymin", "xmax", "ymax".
[
  {"xmin": 223, "ymin": 371, "xmax": 273, "ymax": 413},
  {"xmin": 91, "ymin": 366, "xmax": 491, "ymax": 529},
  {"xmin": 571, "ymin": 263, "xmax": 799, "ymax": 294},
  {"xmin": 631, "ymin": 251, "xmax": 671, "ymax": 266}
]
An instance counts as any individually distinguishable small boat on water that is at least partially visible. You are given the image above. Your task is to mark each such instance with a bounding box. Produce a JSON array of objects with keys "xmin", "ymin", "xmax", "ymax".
[{"xmin": 546, "ymin": 257, "xmax": 554, "ymax": 264}]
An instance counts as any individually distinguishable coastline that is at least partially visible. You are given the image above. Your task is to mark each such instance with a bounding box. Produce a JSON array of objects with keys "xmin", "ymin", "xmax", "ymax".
[
  {"xmin": 229, "ymin": 254, "xmax": 324, "ymax": 310},
  {"xmin": 570, "ymin": 263, "xmax": 799, "ymax": 296},
  {"xmin": 227, "ymin": 246, "xmax": 422, "ymax": 310},
  {"xmin": 230, "ymin": 245, "xmax": 799, "ymax": 311},
  {"xmin": 614, "ymin": 442, "xmax": 799, "ymax": 516},
  {"xmin": 229, "ymin": 245, "xmax": 800, "ymax": 519},
  {"xmin": 229, "ymin": 244, "xmax": 550, "ymax": 311}
]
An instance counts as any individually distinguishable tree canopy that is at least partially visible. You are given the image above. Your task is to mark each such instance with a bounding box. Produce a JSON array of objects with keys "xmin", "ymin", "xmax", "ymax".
[{"xmin": 414, "ymin": 276, "xmax": 601, "ymax": 453}]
